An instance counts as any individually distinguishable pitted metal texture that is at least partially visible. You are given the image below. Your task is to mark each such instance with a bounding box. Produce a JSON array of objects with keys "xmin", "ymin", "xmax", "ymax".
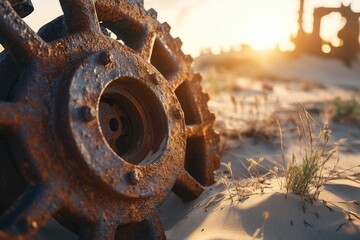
[{"xmin": 0, "ymin": 1, "xmax": 220, "ymax": 239}]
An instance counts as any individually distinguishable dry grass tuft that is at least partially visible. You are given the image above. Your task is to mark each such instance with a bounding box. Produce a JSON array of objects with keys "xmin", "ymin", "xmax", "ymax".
[
  {"xmin": 218, "ymin": 162, "xmax": 254, "ymax": 202},
  {"xmin": 237, "ymin": 93, "xmax": 279, "ymax": 141},
  {"xmin": 218, "ymin": 156, "xmax": 277, "ymax": 203},
  {"xmin": 215, "ymin": 92, "xmax": 279, "ymax": 154},
  {"xmin": 329, "ymin": 96, "xmax": 360, "ymax": 123},
  {"xmin": 233, "ymin": 94, "xmax": 278, "ymax": 140},
  {"xmin": 279, "ymin": 105, "xmax": 339, "ymax": 200}
]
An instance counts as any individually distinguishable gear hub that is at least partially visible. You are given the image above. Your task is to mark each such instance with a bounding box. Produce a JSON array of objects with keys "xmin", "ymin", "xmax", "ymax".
[{"xmin": 0, "ymin": 0, "xmax": 219, "ymax": 239}]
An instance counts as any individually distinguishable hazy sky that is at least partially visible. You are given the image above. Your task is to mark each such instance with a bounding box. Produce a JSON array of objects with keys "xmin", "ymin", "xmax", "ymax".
[{"xmin": 20, "ymin": 0, "xmax": 360, "ymax": 56}]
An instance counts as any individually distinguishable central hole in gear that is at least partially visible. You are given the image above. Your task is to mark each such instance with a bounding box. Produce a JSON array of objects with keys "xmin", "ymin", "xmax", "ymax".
[
  {"xmin": 98, "ymin": 78, "xmax": 168, "ymax": 165},
  {"xmin": 109, "ymin": 118, "xmax": 119, "ymax": 132}
]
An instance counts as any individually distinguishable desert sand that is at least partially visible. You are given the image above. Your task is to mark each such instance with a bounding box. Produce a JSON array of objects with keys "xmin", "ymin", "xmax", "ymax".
[{"xmin": 159, "ymin": 52, "xmax": 360, "ymax": 240}]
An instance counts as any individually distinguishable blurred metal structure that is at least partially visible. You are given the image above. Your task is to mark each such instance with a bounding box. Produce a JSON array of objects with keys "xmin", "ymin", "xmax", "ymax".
[
  {"xmin": 0, "ymin": 0, "xmax": 219, "ymax": 239},
  {"xmin": 293, "ymin": 0, "xmax": 360, "ymax": 65}
]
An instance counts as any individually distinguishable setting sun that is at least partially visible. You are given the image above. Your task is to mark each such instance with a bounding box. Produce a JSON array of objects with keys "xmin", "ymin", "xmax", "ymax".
[{"xmin": 240, "ymin": 16, "xmax": 295, "ymax": 51}]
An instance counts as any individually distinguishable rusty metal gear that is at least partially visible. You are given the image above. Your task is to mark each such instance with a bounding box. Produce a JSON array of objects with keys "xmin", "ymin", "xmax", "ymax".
[{"xmin": 0, "ymin": 0, "xmax": 219, "ymax": 239}]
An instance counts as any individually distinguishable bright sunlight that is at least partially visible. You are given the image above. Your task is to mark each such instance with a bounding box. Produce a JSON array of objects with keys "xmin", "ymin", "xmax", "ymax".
[{"xmin": 10, "ymin": 0, "xmax": 360, "ymax": 55}]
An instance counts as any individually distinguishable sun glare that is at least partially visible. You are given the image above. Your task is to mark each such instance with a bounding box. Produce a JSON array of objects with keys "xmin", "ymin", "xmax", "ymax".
[
  {"xmin": 146, "ymin": 0, "xmax": 360, "ymax": 56},
  {"xmin": 241, "ymin": 17, "xmax": 294, "ymax": 51},
  {"xmin": 2, "ymin": 0, "xmax": 360, "ymax": 56},
  {"xmin": 160, "ymin": 0, "xmax": 300, "ymax": 55}
]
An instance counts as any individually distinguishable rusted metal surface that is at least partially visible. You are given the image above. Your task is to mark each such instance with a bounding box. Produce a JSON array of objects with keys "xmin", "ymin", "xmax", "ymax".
[
  {"xmin": 0, "ymin": 0, "xmax": 219, "ymax": 239},
  {"xmin": 8, "ymin": 0, "xmax": 33, "ymax": 18}
]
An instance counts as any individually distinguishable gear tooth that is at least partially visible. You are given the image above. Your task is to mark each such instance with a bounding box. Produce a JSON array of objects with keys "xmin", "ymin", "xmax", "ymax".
[
  {"xmin": 203, "ymin": 93, "xmax": 210, "ymax": 102},
  {"xmin": 185, "ymin": 54, "xmax": 193, "ymax": 63},
  {"xmin": 209, "ymin": 130, "xmax": 220, "ymax": 149},
  {"xmin": 209, "ymin": 113, "xmax": 216, "ymax": 121},
  {"xmin": 147, "ymin": 8, "xmax": 158, "ymax": 19},
  {"xmin": 162, "ymin": 22, "xmax": 171, "ymax": 32},
  {"xmin": 213, "ymin": 153, "xmax": 221, "ymax": 169},
  {"xmin": 214, "ymin": 131, "xmax": 220, "ymax": 143},
  {"xmin": 174, "ymin": 37, "xmax": 183, "ymax": 48},
  {"xmin": 194, "ymin": 73, "xmax": 202, "ymax": 83},
  {"xmin": 136, "ymin": 0, "xmax": 144, "ymax": 6}
]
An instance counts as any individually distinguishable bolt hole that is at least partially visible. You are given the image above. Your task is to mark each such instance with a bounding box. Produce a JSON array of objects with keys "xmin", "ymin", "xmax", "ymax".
[{"xmin": 109, "ymin": 118, "xmax": 119, "ymax": 132}]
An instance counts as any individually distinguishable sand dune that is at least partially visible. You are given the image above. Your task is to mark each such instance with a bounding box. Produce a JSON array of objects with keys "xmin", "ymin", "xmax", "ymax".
[{"xmin": 159, "ymin": 53, "xmax": 360, "ymax": 240}]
